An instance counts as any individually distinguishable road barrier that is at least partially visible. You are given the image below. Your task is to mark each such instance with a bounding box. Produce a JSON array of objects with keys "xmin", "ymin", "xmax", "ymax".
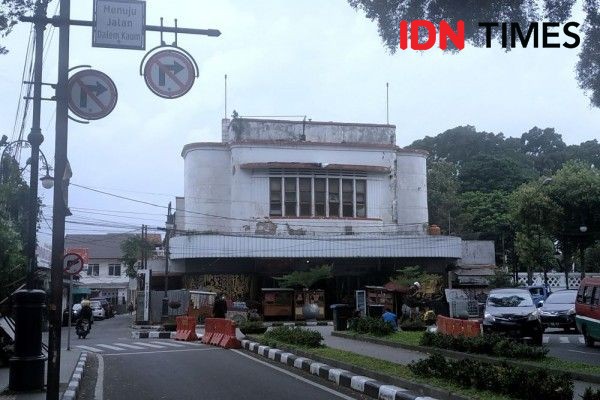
[
  {"xmin": 202, "ymin": 318, "xmax": 241, "ymax": 349},
  {"xmin": 175, "ymin": 316, "xmax": 198, "ymax": 341},
  {"xmin": 437, "ymin": 315, "xmax": 481, "ymax": 337}
]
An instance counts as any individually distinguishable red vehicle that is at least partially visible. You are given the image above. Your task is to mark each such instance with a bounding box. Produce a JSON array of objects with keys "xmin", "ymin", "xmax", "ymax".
[{"xmin": 575, "ymin": 277, "xmax": 600, "ymax": 347}]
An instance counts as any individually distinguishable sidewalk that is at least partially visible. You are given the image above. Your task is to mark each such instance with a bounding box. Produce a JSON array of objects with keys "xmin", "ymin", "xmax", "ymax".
[{"xmin": 0, "ymin": 348, "xmax": 82, "ymax": 399}]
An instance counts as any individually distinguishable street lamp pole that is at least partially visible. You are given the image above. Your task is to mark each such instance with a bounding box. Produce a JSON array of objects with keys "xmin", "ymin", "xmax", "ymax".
[
  {"xmin": 162, "ymin": 202, "xmax": 174, "ymax": 320},
  {"xmin": 8, "ymin": 0, "xmax": 49, "ymax": 392}
]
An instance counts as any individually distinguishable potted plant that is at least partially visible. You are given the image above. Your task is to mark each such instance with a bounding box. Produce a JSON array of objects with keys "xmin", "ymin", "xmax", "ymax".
[{"xmin": 274, "ymin": 265, "xmax": 332, "ymax": 321}]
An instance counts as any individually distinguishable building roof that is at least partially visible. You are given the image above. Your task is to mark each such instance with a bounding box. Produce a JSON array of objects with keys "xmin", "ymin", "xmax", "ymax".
[{"xmin": 65, "ymin": 233, "xmax": 162, "ymax": 260}]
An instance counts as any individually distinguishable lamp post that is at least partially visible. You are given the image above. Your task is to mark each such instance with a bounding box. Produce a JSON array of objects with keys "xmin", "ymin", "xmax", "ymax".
[
  {"xmin": 162, "ymin": 202, "xmax": 175, "ymax": 321},
  {"xmin": 580, "ymin": 223, "xmax": 588, "ymax": 279}
]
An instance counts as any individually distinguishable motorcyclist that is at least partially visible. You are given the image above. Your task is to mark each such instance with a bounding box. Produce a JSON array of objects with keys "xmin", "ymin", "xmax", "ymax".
[{"xmin": 77, "ymin": 299, "xmax": 93, "ymax": 333}]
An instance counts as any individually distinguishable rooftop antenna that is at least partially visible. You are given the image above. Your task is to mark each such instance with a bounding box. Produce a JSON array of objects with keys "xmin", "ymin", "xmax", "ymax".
[
  {"xmin": 224, "ymin": 74, "xmax": 228, "ymax": 119},
  {"xmin": 386, "ymin": 82, "xmax": 389, "ymax": 125}
]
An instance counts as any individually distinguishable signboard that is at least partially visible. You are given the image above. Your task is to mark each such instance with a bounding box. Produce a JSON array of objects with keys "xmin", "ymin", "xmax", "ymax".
[
  {"xmin": 68, "ymin": 69, "xmax": 118, "ymax": 120},
  {"xmin": 63, "ymin": 253, "xmax": 85, "ymax": 275},
  {"xmin": 143, "ymin": 49, "xmax": 196, "ymax": 99},
  {"xmin": 93, "ymin": 0, "xmax": 146, "ymax": 50},
  {"xmin": 65, "ymin": 248, "xmax": 89, "ymax": 264}
]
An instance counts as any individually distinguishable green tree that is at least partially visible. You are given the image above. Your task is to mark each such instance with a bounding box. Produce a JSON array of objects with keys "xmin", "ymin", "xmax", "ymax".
[
  {"xmin": 0, "ymin": 0, "xmax": 37, "ymax": 54},
  {"xmin": 120, "ymin": 235, "xmax": 153, "ymax": 278},
  {"xmin": 585, "ymin": 242, "xmax": 600, "ymax": 273},
  {"xmin": 515, "ymin": 231, "xmax": 555, "ymax": 284},
  {"xmin": 0, "ymin": 218, "xmax": 25, "ymax": 301},
  {"xmin": 348, "ymin": 0, "xmax": 600, "ymax": 107},
  {"xmin": 274, "ymin": 265, "xmax": 332, "ymax": 289},
  {"xmin": 460, "ymin": 155, "xmax": 534, "ymax": 193},
  {"xmin": 426, "ymin": 161, "xmax": 459, "ymax": 234},
  {"xmin": 519, "ymin": 127, "xmax": 567, "ymax": 175}
]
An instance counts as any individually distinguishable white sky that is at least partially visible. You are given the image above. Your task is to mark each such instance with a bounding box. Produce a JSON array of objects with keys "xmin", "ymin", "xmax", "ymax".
[{"xmin": 0, "ymin": 0, "xmax": 599, "ymax": 244}]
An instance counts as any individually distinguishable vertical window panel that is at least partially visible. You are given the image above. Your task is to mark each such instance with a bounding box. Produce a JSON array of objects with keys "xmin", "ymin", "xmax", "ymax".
[
  {"xmin": 356, "ymin": 179, "xmax": 366, "ymax": 217},
  {"xmin": 269, "ymin": 177, "xmax": 282, "ymax": 216},
  {"xmin": 314, "ymin": 178, "xmax": 326, "ymax": 216},
  {"xmin": 342, "ymin": 179, "xmax": 353, "ymax": 217},
  {"xmin": 328, "ymin": 178, "xmax": 340, "ymax": 217},
  {"xmin": 284, "ymin": 177, "xmax": 297, "ymax": 217},
  {"xmin": 299, "ymin": 178, "xmax": 312, "ymax": 216}
]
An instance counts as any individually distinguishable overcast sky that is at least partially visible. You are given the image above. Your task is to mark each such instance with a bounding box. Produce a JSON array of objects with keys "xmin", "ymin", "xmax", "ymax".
[{"xmin": 1, "ymin": 0, "xmax": 599, "ymax": 245}]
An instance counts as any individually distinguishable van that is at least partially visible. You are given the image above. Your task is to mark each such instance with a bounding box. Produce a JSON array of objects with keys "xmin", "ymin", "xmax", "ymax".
[{"xmin": 575, "ymin": 277, "xmax": 600, "ymax": 347}]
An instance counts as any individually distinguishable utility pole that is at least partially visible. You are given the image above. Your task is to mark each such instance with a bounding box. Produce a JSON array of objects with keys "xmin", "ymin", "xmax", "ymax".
[
  {"xmin": 162, "ymin": 203, "xmax": 175, "ymax": 320},
  {"xmin": 8, "ymin": 0, "xmax": 48, "ymax": 392}
]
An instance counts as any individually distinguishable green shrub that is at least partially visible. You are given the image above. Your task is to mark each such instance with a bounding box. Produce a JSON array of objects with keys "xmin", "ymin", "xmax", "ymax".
[
  {"xmin": 238, "ymin": 320, "xmax": 267, "ymax": 335},
  {"xmin": 582, "ymin": 387, "xmax": 600, "ymax": 400},
  {"xmin": 409, "ymin": 355, "xmax": 573, "ymax": 400},
  {"xmin": 400, "ymin": 320, "xmax": 427, "ymax": 331},
  {"xmin": 419, "ymin": 331, "xmax": 548, "ymax": 360},
  {"xmin": 263, "ymin": 326, "xmax": 323, "ymax": 347},
  {"xmin": 348, "ymin": 317, "xmax": 394, "ymax": 336}
]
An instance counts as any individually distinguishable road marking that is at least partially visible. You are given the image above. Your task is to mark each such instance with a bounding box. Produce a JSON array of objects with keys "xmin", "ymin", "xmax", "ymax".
[
  {"xmin": 567, "ymin": 349, "xmax": 600, "ymax": 356},
  {"xmin": 151, "ymin": 341, "xmax": 184, "ymax": 347},
  {"xmin": 543, "ymin": 336, "xmax": 550, "ymax": 344},
  {"xmin": 559, "ymin": 336, "xmax": 570, "ymax": 344},
  {"xmin": 231, "ymin": 349, "xmax": 354, "ymax": 400},
  {"xmin": 133, "ymin": 342, "xmax": 166, "ymax": 349},
  {"xmin": 76, "ymin": 345, "xmax": 104, "ymax": 352},
  {"xmin": 102, "ymin": 347, "xmax": 220, "ymax": 357},
  {"xmin": 579, "ymin": 337, "xmax": 585, "ymax": 344},
  {"xmin": 96, "ymin": 344, "xmax": 126, "ymax": 351},
  {"xmin": 113, "ymin": 343, "xmax": 145, "ymax": 350},
  {"xmin": 95, "ymin": 354, "xmax": 104, "ymax": 400}
]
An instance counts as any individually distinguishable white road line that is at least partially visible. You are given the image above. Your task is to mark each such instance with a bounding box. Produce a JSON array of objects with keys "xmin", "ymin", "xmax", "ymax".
[
  {"xmin": 76, "ymin": 345, "xmax": 103, "ymax": 352},
  {"xmin": 579, "ymin": 337, "xmax": 585, "ymax": 344},
  {"xmin": 151, "ymin": 341, "xmax": 184, "ymax": 347},
  {"xmin": 559, "ymin": 336, "xmax": 570, "ymax": 344},
  {"xmin": 96, "ymin": 344, "xmax": 127, "ymax": 351},
  {"xmin": 113, "ymin": 343, "xmax": 145, "ymax": 350},
  {"xmin": 231, "ymin": 349, "xmax": 354, "ymax": 400},
  {"xmin": 95, "ymin": 354, "xmax": 104, "ymax": 400},
  {"xmin": 132, "ymin": 342, "xmax": 165, "ymax": 349},
  {"xmin": 543, "ymin": 336, "xmax": 550, "ymax": 344},
  {"xmin": 102, "ymin": 348, "xmax": 220, "ymax": 357}
]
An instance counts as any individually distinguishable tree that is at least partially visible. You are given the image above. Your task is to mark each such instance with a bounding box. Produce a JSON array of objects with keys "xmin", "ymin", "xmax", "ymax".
[
  {"xmin": 0, "ymin": 218, "xmax": 25, "ymax": 301},
  {"xmin": 426, "ymin": 161, "xmax": 459, "ymax": 233},
  {"xmin": 0, "ymin": 0, "xmax": 36, "ymax": 54},
  {"xmin": 120, "ymin": 235, "xmax": 153, "ymax": 278},
  {"xmin": 274, "ymin": 265, "xmax": 332, "ymax": 289},
  {"xmin": 514, "ymin": 231, "xmax": 555, "ymax": 284},
  {"xmin": 519, "ymin": 127, "xmax": 567, "ymax": 175},
  {"xmin": 460, "ymin": 155, "xmax": 534, "ymax": 193},
  {"xmin": 348, "ymin": 0, "xmax": 600, "ymax": 108}
]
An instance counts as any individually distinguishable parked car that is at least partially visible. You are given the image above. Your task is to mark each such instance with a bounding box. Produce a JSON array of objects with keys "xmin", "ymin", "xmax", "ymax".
[
  {"xmin": 539, "ymin": 290, "xmax": 577, "ymax": 332},
  {"xmin": 90, "ymin": 297, "xmax": 114, "ymax": 318},
  {"xmin": 91, "ymin": 301, "xmax": 106, "ymax": 320},
  {"xmin": 575, "ymin": 277, "xmax": 600, "ymax": 347},
  {"xmin": 62, "ymin": 303, "xmax": 82, "ymax": 326},
  {"xmin": 483, "ymin": 288, "xmax": 543, "ymax": 345},
  {"xmin": 528, "ymin": 285, "xmax": 552, "ymax": 307}
]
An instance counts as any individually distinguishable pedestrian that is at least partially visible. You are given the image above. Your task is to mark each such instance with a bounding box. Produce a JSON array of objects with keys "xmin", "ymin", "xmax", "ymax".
[
  {"xmin": 213, "ymin": 293, "xmax": 228, "ymax": 318},
  {"xmin": 382, "ymin": 307, "xmax": 398, "ymax": 330}
]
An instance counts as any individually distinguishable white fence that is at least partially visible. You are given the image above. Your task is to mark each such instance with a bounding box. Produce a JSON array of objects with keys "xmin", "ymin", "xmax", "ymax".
[{"xmin": 516, "ymin": 272, "xmax": 600, "ymax": 289}]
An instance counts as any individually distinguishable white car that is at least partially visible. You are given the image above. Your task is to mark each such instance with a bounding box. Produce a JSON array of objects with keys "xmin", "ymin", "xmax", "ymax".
[{"xmin": 91, "ymin": 301, "xmax": 106, "ymax": 319}]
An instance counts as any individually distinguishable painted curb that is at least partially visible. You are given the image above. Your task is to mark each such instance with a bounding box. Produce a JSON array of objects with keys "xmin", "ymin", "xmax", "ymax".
[
  {"xmin": 332, "ymin": 331, "xmax": 600, "ymax": 385},
  {"xmin": 241, "ymin": 339, "xmax": 436, "ymax": 400},
  {"xmin": 265, "ymin": 321, "xmax": 333, "ymax": 327},
  {"xmin": 131, "ymin": 331, "xmax": 177, "ymax": 339},
  {"xmin": 61, "ymin": 352, "xmax": 88, "ymax": 400}
]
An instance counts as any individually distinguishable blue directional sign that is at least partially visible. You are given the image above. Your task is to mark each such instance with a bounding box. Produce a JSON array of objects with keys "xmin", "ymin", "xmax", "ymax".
[{"xmin": 68, "ymin": 69, "xmax": 118, "ymax": 120}]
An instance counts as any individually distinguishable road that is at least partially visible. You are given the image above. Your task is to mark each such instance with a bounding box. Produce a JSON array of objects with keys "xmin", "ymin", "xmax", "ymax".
[
  {"xmin": 74, "ymin": 315, "xmax": 363, "ymax": 400},
  {"xmin": 544, "ymin": 328, "xmax": 600, "ymax": 365}
]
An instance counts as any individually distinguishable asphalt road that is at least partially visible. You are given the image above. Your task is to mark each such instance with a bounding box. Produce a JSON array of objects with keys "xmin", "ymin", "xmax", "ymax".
[
  {"xmin": 74, "ymin": 315, "xmax": 362, "ymax": 400},
  {"xmin": 544, "ymin": 328, "xmax": 600, "ymax": 365}
]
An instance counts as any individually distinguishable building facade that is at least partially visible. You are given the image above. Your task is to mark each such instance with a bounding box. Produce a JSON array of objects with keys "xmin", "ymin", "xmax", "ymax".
[{"xmin": 169, "ymin": 118, "xmax": 465, "ymax": 303}]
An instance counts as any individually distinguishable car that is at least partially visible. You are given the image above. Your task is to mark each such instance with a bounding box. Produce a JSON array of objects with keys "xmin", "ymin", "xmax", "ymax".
[
  {"xmin": 90, "ymin": 301, "xmax": 106, "ymax": 319},
  {"xmin": 62, "ymin": 304, "xmax": 82, "ymax": 326},
  {"xmin": 528, "ymin": 285, "xmax": 552, "ymax": 307},
  {"xmin": 575, "ymin": 277, "xmax": 600, "ymax": 347},
  {"xmin": 483, "ymin": 288, "xmax": 544, "ymax": 345},
  {"xmin": 539, "ymin": 290, "xmax": 577, "ymax": 332},
  {"xmin": 90, "ymin": 297, "xmax": 115, "ymax": 318}
]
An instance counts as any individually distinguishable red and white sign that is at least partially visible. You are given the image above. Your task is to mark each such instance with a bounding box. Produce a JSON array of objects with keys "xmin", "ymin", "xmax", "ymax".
[
  {"xmin": 143, "ymin": 49, "xmax": 195, "ymax": 99},
  {"xmin": 63, "ymin": 253, "xmax": 85, "ymax": 275},
  {"xmin": 65, "ymin": 248, "xmax": 89, "ymax": 264},
  {"xmin": 68, "ymin": 69, "xmax": 118, "ymax": 120}
]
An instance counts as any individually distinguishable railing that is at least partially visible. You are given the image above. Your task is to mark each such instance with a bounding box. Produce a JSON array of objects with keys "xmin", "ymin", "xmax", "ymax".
[
  {"xmin": 449, "ymin": 299, "xmax": 480, "ymax": 318},
  {"xmin": 516, "ymin": 272, "xmax": 600, "ymax": 289}
]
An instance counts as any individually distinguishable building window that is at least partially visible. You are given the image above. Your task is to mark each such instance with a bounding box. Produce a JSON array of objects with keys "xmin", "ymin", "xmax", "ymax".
[
  {"xmin": 87, "ymin": 264, "xmax": 99, "ymax": 276},
  {"xmin": 108, "ymin": 264, "xmax": 121, "ymax": 276},
  {"xmin": 269, "ymin": 177, "xmax": 282, "ymax": 216},
  {"xmin": 269, "ymin": 173, "xmax": 367, "ymax": 218}
]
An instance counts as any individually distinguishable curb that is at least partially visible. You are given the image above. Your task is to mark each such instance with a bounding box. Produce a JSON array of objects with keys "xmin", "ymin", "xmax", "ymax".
[
  {"xmin": 61, "ymin": 352, "xmax": 88, "ymax": 400},
  {"xmin": 131, "ymin": 331, "xmax": 177, "ymax": 339},
  {"xmin": 332, "ymin": 331, "xmax": 600, "ymax": 385},
  {"xmin": 241, "ymin": 339, "xmax": 438, "ymax": 400},
  {"xmin": 265, "ymin": 321, "xmax": 333, "ymax": 327}
]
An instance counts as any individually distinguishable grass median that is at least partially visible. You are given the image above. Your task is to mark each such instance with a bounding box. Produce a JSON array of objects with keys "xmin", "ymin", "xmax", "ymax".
[{"xmin": 252, "ymin": 334, "xmax": 512, "ymax": 400}]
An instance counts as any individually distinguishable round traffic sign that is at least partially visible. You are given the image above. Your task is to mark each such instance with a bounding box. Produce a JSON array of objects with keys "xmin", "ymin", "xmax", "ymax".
[
  {"xmin": 67, "ymin": 69, "xmax": 118, "ymax": 120},
  {"xmin": 143, "ymin": 49, "xmax": 196, "ymax": 99},
  {"xmin": 63, "ymin": 253, "xmax": 85, "ymax": 275}
]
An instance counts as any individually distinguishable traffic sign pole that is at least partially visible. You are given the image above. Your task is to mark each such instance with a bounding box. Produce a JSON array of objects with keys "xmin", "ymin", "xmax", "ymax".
[{"xmin": 67, "ymin": 275, "xmax": 72, "ymax": 351}]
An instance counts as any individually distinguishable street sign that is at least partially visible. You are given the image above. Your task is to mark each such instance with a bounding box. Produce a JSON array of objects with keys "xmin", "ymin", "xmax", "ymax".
[
  {"xmin": 63, "ymin": 253, "xmax": 85, "ymax": 275},
  {"xmin": 143, "ymin": 49, "xmax": 196, "ymax": 99},
  {"xmin": 93, "ymin": 0, "xmax": 146, "ymax": 50},
  {"xmin": 68, "ymin": 69, "xmax": 118, "ymax": 120}
]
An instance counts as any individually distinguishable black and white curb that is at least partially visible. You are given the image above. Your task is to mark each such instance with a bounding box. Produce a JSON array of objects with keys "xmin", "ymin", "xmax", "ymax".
[
  {"xmin": 241, "ymin": 340, "xmax": 436, "ymax": 400},
  {"xmin": 61, "ymin": 352, "xmax": 88, "ymax": 400},
  {"xmin": 131, "ymin": 331, "xmax": 177, "ymax": 339},
  {"xmin": 265, "ymin": 321, "xmax": 333, "ymax": 327}
]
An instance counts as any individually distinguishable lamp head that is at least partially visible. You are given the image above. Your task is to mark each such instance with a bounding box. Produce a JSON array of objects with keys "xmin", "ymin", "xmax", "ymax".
[{"xmin": 40, "ymin": 173, "xmax": 54, "ymax": 189}]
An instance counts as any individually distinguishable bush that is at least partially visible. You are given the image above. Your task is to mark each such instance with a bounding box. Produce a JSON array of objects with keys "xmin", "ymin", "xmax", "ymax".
[
  {"xmin": 348, "ymin": 317, "xmax": 394, "ymax": 336},
  {"xmin": 400, "ymin": 320, "xmax": 427, "ymax": 331},
  {"xmin": 409, "ymin": 354, "xmax": 573, "ymax": 400},
  {"xmin": 582, "ymin": 387, "xmax": 600, "ymax": 400},
  {"xmin": 238, "ymin": 320, "xmax": 267, "ymax": 335},
  {"xmin": 419, "ymin": 331, "xmax": 548, "ymax": 360},
  {"xmin": 263, "ymin": 326, "xmax": 323, "ymax": 347}
]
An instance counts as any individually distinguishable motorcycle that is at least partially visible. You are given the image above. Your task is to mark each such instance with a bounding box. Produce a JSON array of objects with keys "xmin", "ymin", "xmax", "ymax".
[{"xmin": 76, "ymin": 318, "xmax": 91, "ymax": 339}]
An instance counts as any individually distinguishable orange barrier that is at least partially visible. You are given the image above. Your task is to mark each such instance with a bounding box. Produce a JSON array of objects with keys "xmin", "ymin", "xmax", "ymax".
[
  {"xmin": 437, "ymin": 315, "xmax": 481, "ymax": 337},
  {"xmin": 202, "ymin": 318, "xmax": 241, "ymax": 349},
  {"xmin": 175, "ymin": 316, "xmax": 198, "ymax": 341}
]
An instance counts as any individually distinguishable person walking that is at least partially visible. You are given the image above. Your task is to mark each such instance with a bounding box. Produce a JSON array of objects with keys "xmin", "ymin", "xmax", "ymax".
[{"xmin": 212, "ymin": 293, "xmax": 228, "ymax": 318}]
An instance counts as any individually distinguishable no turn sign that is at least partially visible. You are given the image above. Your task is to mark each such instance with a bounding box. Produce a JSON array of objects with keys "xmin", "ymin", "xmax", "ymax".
[
  {"xmin": 143, "ymin": 49, "xmax": 196, "ymax": 99},
  {"xmin": 63, "ymin": 253, "xmax": 85, "ymax": 275},
  {"xmin": 68, "ymin": 69, "xmax": 118, "ymax": 120}
]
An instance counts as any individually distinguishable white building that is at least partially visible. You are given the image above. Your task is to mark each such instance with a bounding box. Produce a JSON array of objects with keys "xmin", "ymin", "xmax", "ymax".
[{"xmin": 169, "ymin": 118, "xmax": 465, "ymax": 303}]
